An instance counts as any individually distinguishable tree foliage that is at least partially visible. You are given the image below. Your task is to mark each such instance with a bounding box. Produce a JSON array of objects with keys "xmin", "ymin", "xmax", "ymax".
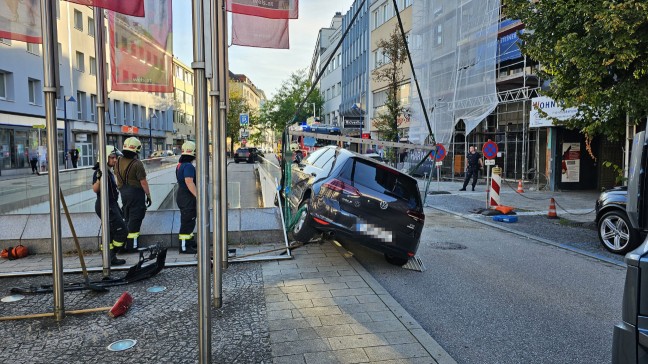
[
  {"xmin": 372, "ymin": 27, "xmax": 409, "ymax": 142},
  {"xmin": 260, "ymin": 69, "xmax": 324, "ymax": 133},
  {"xmin": 226, "ymin": 88, "xmax": 255, "ymax": 153},
  {"xmin": 506, "ymin": 0, "xmax": 648, "ymax": 140}
]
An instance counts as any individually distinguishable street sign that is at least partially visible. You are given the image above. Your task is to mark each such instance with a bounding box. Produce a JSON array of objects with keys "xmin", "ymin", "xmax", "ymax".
[
  {"xmin": 240, "ymin": 130, "xmax": 249, "ymax": 138},
  {"xmin": 434, "ymin": 143, "xmax": 447, "ymax": 161},
  {"xmin": 239, "ymin": 113, "xmax": 249, "ymax": 127},
  {"xmin": 485, "ymin": 159, "xmax": 496, "ymax": 166},
  {"xmin": 121, "ymin": 125, "xmax": 139, "ymax": 134},
  {"xmin": 435, "ymin": 161, "xmax": 443, "ymax": 167},
  {"xmin": 241, "ymin": 139, "xmax": 247, "ymax": 145},
  {"xmin": 482, "ymin": 141, "xmax": 498, "ymax": 160},
  {"xmin": 33, "ymin": 124, "xmax": 46, "ymax": 129}
]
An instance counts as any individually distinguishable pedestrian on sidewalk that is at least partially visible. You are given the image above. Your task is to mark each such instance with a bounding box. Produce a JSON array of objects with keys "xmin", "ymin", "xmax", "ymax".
[
  {"xmin": 115, "ymin": 137, "xmax": 152, "ymax": 252},
  {"xmin": 28, "ymin": 148, "xmax": 38, "ymax": 174},
  {"xmin": 175, "ymin": 141, "xmax": 197, "ymax": 254},
  {"xmin": 460, "ymin": 145, "xmax": 483, "ymax": 191},
  {"xmin": 38, "ymin": 147, "xmax": 47, "ymax": 172},
  {"xmin": 69, "ymin": 146, "xmax": 79, "ymax": 168},
  {"xmin": 91, "ymin": 146, "xmax": 126, "ymax": 266}
]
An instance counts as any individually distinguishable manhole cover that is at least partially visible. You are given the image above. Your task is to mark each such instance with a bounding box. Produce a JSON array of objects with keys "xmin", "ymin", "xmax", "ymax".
[
  {"xmin": 107, "ymin": 339, "xmax": 137, "ymax": 352},
  {"xmin": 430, "ymin": 242, "xmax": 467, "ymax": 250}
]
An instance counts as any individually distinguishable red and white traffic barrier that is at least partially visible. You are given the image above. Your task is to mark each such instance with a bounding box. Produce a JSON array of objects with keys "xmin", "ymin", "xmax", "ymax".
[{"xmin": 490, "ymin": 167, "xmax": 501, "ymax": 207}]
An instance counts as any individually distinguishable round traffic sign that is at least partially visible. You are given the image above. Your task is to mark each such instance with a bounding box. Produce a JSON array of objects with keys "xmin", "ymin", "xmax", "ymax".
[
  {"xmin": 434, "ymin": 143, "xmax": 446, "ymax": 161},
  {"xmin": 482, "ymin": 141, "xmax": 498, "ymax": 160},
  {"xmin": 241, "ymin": 139, "xmax": 247, "ymax": 145}
]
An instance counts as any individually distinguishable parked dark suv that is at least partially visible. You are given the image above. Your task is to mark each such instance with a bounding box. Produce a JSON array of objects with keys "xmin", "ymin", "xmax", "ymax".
[
  {"xmin": 284, "ymin": 146, "xmax": 425, "ymax": 265},
  {"xmin": 596, "ymin": 187, "xmax": 643, "ymax": 254},
  {"xmin": 234, "ymin": 148, "xmax": 254, "ymax": 163}
]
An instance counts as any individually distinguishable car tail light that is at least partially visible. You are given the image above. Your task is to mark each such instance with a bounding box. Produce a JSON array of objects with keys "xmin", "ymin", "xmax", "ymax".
[
  {"xmin": 313, "ymin": 217, "xmax": 330, "ymax": 225},
  {"xmin": 407, "ymin": 210, "xmax": 425, "ymax": 222},
  {"xmin": 323, "ymin": 179, "xmax": 360, "ymax": 196}
]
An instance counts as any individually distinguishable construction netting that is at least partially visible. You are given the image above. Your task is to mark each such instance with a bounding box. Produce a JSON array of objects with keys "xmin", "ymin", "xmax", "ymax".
[{"xmin": 408, "ymin": 0, "xmax": 501, "ymax": 145}]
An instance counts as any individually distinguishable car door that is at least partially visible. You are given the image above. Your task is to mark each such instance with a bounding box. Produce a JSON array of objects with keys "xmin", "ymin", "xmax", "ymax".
[{"xmin": 288, "ymin": 148, "xmax": 331, "ymax": 210}]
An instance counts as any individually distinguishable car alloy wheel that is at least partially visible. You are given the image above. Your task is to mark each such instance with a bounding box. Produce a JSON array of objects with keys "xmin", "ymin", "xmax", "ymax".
[{"xmin": 598, "ymin": 210, "xmax": 638, "ymax": 254}]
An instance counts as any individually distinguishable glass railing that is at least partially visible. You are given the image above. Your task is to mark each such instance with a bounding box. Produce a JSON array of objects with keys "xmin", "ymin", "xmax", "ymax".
[{"xmin": 0, "ymin": 156, "xmax": 180, "ymax": 215}]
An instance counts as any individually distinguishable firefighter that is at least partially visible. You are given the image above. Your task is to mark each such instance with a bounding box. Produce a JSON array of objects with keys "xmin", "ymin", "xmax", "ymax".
[
  {"xmin": 176, "ymin": 141, "xmax": 197, "ymax": 254},
  {"xmin": 92, "ymin": 146, "xmax": 127, "ymax": 266},
  {"xmin": 115, "ymin": 137, "xmax": 152, "ymax": 252}
]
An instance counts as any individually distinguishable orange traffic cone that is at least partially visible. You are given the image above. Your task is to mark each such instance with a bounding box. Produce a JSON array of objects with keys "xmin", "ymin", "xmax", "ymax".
[
  {"xmin": 517, "ymin": 180, "xmax": 524, "ymax": 193},
  {"xmin": 547, "ymin": 198, "xmax": 558, "ymax": 219}
]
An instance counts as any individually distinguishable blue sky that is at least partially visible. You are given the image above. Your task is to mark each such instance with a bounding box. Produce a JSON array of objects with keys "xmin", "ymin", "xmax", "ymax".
[{"xmin": 172, "ymin": 0, "xmax": 355, "ymax": 98}]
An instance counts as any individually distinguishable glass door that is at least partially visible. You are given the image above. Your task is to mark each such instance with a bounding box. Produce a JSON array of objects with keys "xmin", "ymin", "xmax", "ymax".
[{"xmin": 77, "ymin": 142, "xmax": 93, "ymax": 167}]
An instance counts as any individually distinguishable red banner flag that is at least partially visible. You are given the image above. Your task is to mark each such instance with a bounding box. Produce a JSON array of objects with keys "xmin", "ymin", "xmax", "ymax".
[
  {"xmin": 66, "ymin": 0, "xmax": 145, "ymax": 17},
  {"xmin": 226, "ymin": 0, "xmax": 298, "ymax": 19},
  {"xmin": 232, "ymin": 13, "xmax": 289, "ymax": 49},
  {"xmin": 0, "ymin": 0, "xmax": 42, "ymax": 43},
  {"xmin": 109, "ymin": 0, "xmax": 173, "ymax": 92}
]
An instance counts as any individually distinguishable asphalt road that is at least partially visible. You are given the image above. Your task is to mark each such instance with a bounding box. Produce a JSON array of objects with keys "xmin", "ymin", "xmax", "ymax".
[{"xmin": 343, "ymin": 209, "xmax": 625, "ymax": 364}]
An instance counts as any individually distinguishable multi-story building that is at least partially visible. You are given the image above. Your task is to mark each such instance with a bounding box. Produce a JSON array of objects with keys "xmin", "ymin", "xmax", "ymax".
[
  {"xmin": 229, "ymin": 71, "xmax": 268, "ymax": 150},
  {"xmin": 172, "ymin": 57, "xmax": 194, "ymax": 150},
  {"xmin": 368, "ymin": 0, "xmax": 413, "ymax": 142},
  {"xmin": 340, "ymin": 0, "xmax": 370, "ymax": 149},
  {"xmin": 0, "ymin": 1, "xmax": 173, "ymax": 174},
  {"xmin": 311, "ymin": 12, "xmax": 343, "ymax": 127}
]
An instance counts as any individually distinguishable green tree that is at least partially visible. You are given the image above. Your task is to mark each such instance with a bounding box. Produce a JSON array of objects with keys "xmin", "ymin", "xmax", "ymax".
[
  {"xmin": 372, "ymin": 27, "xmax": 409, "ymax": 143},
  {"xmin": 260, "ymin": 69, "xmax": 324, "ymax": 133},
  {"xmin": 506, "ymin": 0, "xmax": 648, "ymax": 140},
  {"xmin": 227, "ymin": 89, "xmax": 252, "ymax": 153}
]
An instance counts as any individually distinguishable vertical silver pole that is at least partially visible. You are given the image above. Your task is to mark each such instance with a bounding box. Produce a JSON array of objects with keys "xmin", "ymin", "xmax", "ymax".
[
  {"xmin": 218, "ymin": 0, "xmax": 229, "ymax": 269},
  {"xmin": 94, "ymin": 7, "xmax": 111, "ymax": 277},
  {"xmin": 210, "ymin": 0, "xmax": 223, "ymax": 308},
  {"xmin": 191, "ymin": 0, "xmax": 212, "ymax": 361},
  {"xmin": 40, "ymin": 0, "xmax": 64, "ymax": 321}
]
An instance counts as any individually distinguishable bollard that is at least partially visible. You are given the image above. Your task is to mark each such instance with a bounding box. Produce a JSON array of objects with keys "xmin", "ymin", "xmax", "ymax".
[{"xmin": 490, "ymin": 166, "xmax": 502, "ymax": 208}]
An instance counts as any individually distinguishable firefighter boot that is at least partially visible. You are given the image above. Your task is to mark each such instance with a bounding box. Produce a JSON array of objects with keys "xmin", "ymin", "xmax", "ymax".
[
  {"xmin": 179, "ymin": 234, "xmax": 197, "ymax": 254},
  {"xmin": 126, "ymin": 232, "xmax": 141, "ymax": 253},
  {"xmin": 110, "ymin": 249, "xmax": 126, "ymax": 266}
]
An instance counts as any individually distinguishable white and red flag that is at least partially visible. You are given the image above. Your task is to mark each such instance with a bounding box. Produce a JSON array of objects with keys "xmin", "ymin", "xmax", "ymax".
[
  {"xmin": 232, "ymin": 13, "xmax": 289, "ymax": 49},
  {"xmin": 67, "ymin": 0, "xmax": 145, "ymax": 17},
  {"xmin": 0, "ymin": 0, "xmax": 145, "ymax": 43},
  {"xmin": 109, "ymin": 0, "xmax": 173, "ymax": 92},
  {"xmin": 226, "ymin": 0, "xmax": 298, "ymax": 19}
]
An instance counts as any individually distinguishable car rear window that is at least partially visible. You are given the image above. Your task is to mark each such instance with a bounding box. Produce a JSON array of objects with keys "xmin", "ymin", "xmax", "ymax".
[{"xmin": 350, "ymin": 159, "xmax": 420, "ymax": 207}]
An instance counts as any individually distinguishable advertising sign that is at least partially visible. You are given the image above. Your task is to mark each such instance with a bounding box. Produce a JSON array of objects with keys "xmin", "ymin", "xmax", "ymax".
[
  {"xmin": 530, "ymin": 96, "xmax": 579, "ymax": 128},
  {"xmin": 561, "ymin": 143, "xmax": 581, "ymax": 183},
  {"xmin": 343, "ymin": 117, "xmax": 363, "ymax": 128}
]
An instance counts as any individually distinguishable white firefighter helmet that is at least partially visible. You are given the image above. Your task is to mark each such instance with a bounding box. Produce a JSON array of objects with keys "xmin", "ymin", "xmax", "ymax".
[
  {"xmin": 123, "ymin": 137, "xmax": 142, "ymax": 153},
  {"xmin": 181, "ymin": 141, "xmax": 196, "ymax": 156},
  {"xmin": 98, "ymin": 145, "xmax": 122, "ymax": 163}
]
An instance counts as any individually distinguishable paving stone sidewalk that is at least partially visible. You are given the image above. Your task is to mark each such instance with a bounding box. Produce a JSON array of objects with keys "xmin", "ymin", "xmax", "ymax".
[{"xmin": 1, "ymin": 241, "xmax": 455, "ymax": 364}]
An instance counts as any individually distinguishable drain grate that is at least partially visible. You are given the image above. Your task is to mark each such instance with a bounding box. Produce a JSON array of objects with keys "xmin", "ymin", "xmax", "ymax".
[{"xmin": 430, "ymin": 242, "xmax": 467, "ymax": 250}]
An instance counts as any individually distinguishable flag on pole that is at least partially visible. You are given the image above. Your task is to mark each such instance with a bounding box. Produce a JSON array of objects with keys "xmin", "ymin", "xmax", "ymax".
[
  {"xmin": 0, "ymin": 0, "xmax": 42, "ymax": 43},
  {"xmin": 109, "ymin": 0, "xmax": 173, "ymax": 92},
  {"xmin": 226, "ymin": 0, "xmax": 298, "ymax": 19},
  {"xmin": 232, "ymin": 13, "xmax": 289, "ymax": 49},
  {"xmin": 66, "ymin": 0, "xmax": 145, "ymax": 17}
]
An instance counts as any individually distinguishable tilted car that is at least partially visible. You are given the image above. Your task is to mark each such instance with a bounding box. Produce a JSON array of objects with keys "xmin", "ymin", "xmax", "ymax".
[
  {"xmin": 284, "ymin": 146, "xmax": 425, "ymax": 265},
  {"xmin": 596, "ymin": 187, "xmax": 643, "ymax": 254}
]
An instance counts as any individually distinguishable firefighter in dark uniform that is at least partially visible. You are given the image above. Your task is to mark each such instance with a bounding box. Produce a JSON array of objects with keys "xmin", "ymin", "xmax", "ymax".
[
  {"xmin": 176, "ymin": 141, "xmax": 197, "ymax": 254},
  {"xmin": 115, "ymin": 137, "xmax": 152, "ymax": 251},
  {"xmin": 92, "ymin": 146, "xmax": 126, "ymax": 266},
  {"xmin": 460, "ymin": 145, "xmax": 483, "ymax": 191}
]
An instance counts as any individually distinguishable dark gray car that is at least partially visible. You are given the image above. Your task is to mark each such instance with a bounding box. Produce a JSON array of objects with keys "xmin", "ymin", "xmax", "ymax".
[{"xmin": 284, "ymin": 146, "xmax": 425, "ymax": 265}]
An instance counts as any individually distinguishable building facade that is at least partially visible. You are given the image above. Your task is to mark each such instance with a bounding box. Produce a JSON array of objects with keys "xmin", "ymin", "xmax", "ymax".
[
  {"xmin": 0, "ymin": 1, "xmax": 174, "ymax": 174},
  {"xmin": 172, "ymin": 57, "xmax": 194, "ymax": 151}
]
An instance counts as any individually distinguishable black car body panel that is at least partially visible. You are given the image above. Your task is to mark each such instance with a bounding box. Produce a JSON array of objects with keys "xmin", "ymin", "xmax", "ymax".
[
  {"xmin": 286, "ymin": 146, "xmax": 424, "ymax": 259},
  {"xmin": 596, "ymin": 186, "xmax": 629, "ymax": 220},
  {"xmin": 234, "ymin": 148, "xmax": 254, "ymax": 163}
]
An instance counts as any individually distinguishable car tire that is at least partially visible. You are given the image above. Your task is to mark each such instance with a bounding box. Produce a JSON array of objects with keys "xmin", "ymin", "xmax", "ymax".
[
  {"xmin": 289, "ymin": 200, "xmax": 317, "ymax": 243},
  {"xmin": 235, "ymin": 160, "xmax": 239, "ymax": 163},
  {"xmin": 598, "ymin": 210, "xmax": 640, "ymax": 254},
  {"xmin": 384, "ymin": 254, "xmax": 409, "ymax": 266}
]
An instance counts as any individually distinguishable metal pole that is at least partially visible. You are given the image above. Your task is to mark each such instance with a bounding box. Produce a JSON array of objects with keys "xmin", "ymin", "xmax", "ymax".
[
  {"xmin": 40, "ymin": 0, "xmax": 64, "ymax": 321},
  {"xmin": 94, "ymin": 7, "xmax": 111, "ymax": 277},
  {"xmin": 218, "ymin": 0, "xmax": 229, "ymax": 270},
  {"xmin": 64, "ymin": 100, "xmax": 68, "ymax": 168},
  {"xmin": 191, "ymin": 0, "xmax": 212, "ymax": 360},
  {"xmin": 209, "ymin": 0, "xmax": 223, "ymax": 308}
]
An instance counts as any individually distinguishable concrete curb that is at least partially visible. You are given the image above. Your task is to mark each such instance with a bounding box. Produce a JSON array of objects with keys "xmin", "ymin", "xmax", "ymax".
[
  {"xmin": 428, "ymin": 205, "xmax": 624, "ymax": 268},
  {"xmin": 330, "ymin": 241, "xmax": 458, "ymax": 364}
]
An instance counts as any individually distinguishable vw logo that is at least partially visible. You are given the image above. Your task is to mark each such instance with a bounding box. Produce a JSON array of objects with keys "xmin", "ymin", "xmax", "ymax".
[
  {"xmin": 379, "ymin": 201, "xmax": 388, "ymax": 210},
  {"xmin": 354, "ymin": 201, "xmax": 361, "ymax": 208}
]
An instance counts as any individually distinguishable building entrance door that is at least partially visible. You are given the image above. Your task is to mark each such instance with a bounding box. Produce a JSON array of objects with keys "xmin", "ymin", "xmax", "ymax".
[{"xmin": 77, "ymin": 143, "xmax": 93, "ymax": 167}]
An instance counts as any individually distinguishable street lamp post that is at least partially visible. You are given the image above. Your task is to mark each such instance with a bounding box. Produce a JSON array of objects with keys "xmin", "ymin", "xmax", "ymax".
[
  {"xmin": 149, "ymin": 112, "xmax": 157, "ymax": 157},
  {"xmin": 63, "ymin": 95, "xmax": 76, "ymax": 168}
]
